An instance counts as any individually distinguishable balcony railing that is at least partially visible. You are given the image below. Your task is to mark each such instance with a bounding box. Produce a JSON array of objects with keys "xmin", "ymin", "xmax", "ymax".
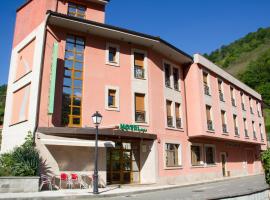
[
  {"xmin": 253, "ymin": 131, "xmax": 257, "ymax": 139},
  {"xmin": 250, "ymin": 107, "xmax": 254, "ymax": 114},
  {"xmin": 134, "ymin": 66, "xmax": 145, "ymax": 79},
  {"xmin": 204, "ymin": 85, "xmax": 210, "ymax": 96},
  {"xmin": 176, "ymin": 118, "xmax": 181, "ymax": 129},
  {"xmin": 219, "ymin": 92, "xmax": 224, "ymax": 102},
  {"xmin": 235, "ymin": 127, "xmax": 239, "ymax": 135},
  {"xmin": 135, "ymin": 110, "xmax": 145, "ymax": 123},
  {"xmin": 222, "ymin": 124, "xmax": 227, "ymax": 133},
  {"xmin": 241, "ymin": 103, "xmax": 245, "ymax": 111},
  {"xmin": 207, "ymin": 120, "xmax": 214, "ymax": 131},
  {"xmin": 244, "ymin": 129, "xmax": 248, "ymax": 137},
  {"xmin": 167, "ymin": 116, "xmax": 173, "ymax": 127},
  {"xmin": 174, "ymin": 82, "xmax": 179, "ymax": 91},
  {"xmin": 231, "ymin": 98, "xmax": 236, "ymax": 107},
  {"xmin": 165, "ymin": 77, "xmax": 171, "ymax": 88}
]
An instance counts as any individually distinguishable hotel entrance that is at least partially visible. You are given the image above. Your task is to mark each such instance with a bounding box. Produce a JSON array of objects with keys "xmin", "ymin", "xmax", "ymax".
[{"xmin": 107, "ymin": 141, "xmax": 140, "ymax": 184}]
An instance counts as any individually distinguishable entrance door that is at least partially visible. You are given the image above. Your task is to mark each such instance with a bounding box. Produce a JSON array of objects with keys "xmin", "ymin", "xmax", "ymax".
[
  {"xmin": 246, "ymin": 149, "xmax": 254, "ymax": 174},
  {"xmin": 220, "ymin": 152, "xmax": 227, "ymax": 177},
  {"xmin": 107, "ymin": 142, "xmax": 139, "ymax": 184}
]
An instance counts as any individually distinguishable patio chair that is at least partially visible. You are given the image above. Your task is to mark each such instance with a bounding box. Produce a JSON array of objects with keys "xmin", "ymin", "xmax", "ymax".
[
  {"xmin": 39, "ymin": 174, "xmax": 53, "ymax": 191},
  {"xmin": 81, "ymin": 174, "xmax": 93, "ymax": 188},
  {"xmin": 60, "ymin": 173, "xmax": 72, "ymax": 189}
]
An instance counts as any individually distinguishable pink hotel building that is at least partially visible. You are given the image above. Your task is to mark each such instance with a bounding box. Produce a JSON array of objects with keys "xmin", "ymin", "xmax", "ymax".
[{"xmin": 1, "ymin": 0, "xmax": 267, "ymax": 185}]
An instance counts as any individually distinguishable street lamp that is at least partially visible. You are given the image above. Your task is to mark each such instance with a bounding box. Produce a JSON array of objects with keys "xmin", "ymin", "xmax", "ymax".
[{"xmin": 92, "ymin": 111, "xmax": 102, "ymax": 194}]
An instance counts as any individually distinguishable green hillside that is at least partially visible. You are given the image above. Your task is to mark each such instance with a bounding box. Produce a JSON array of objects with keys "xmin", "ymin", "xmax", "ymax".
[{"xmin": 204, "ymin": 27, "xmax": 270, "ymax": 135}]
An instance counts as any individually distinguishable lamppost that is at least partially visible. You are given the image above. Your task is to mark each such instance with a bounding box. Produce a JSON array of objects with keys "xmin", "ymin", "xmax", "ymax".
[{"xmin": 91, "ymin": 111, "xmax": 102, "ymax": 194}]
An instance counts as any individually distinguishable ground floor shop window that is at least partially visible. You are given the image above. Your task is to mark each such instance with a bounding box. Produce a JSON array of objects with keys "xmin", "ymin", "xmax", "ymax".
[
  {"xmin": 191, "ymin": 145, "xmax": 203, "ymax": 166},
  {"xmin": 165, "ymin": 143, "xmax": 181, "ymax": 167},
  {"xmin": 205, "ymin": 145, "xmax": 216, "ymax": 165}
]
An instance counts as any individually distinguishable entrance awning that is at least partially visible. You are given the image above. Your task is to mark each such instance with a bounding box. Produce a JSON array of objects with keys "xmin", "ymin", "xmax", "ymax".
[
  {"xmin": 38, "ymin": 133, "xmax": 115, "ymax": 147},
  {"xmin": 37, "ymin": 126, "xmax": 157, "ymax": 140}
]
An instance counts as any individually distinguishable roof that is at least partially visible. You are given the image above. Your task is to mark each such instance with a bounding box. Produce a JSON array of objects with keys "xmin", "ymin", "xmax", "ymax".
[{"xmin": 47, "ymin": 11, "xmax": 193, "ymax": 64}]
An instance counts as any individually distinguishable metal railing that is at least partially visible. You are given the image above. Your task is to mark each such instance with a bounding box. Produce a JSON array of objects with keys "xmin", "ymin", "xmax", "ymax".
[
  {"xmin": 204, "ymin": 85, "xmax": 210, "ymax": 96},
  {"xmin": 231, "ymin": 98, "xmax": 236, "ymax": 107},
  {"xmin": 134, "ymin": 66, "xmax": 145, "ymax": 79},
  {"xmin": 167, "ymin": 116, "xmax": 173, "ymax": 127},
  {"xmin": 219, "ymin": 92, "xmax": 224, "ymax": 102},
  {"xmin": 176, "ymin": 118, "xmax": 181, "ymax": 129},
  {"xmin": 222, "ymin": 124, "xmax": 227, "ymax": 133},
  {"xmin": 207, "ymin": 120, "xmax": 214, "ymax": 131},
  {"xmin": 135, "ymin": 110, "xmax": 145, "ymax": 123}
]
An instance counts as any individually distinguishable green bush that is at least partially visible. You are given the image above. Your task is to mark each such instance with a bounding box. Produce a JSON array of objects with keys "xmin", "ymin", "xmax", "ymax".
[
  {"xmin": 261, "ymin": 148, "xmax": 270, "ymax": 184},
  {"xmin": 0, "ymin": 132, "xmax": 40, "ymax": 176}
]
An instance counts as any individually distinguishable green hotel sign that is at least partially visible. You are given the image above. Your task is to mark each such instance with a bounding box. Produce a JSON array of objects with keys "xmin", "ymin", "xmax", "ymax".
[{"xmin": 119, "ymin": 124, "xmax": 147, "ymax": 133}]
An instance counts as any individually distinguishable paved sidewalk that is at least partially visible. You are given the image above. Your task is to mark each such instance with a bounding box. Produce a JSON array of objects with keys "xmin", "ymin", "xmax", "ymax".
[{"xmin": 0, "ymin": 174, "xmax": 268, "ymax": 200}]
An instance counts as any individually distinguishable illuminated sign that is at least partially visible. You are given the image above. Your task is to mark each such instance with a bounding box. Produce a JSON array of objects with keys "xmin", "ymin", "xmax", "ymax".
[{"xmin": 119, "ymin": 124, "xmax": 147, "ymax": 133}]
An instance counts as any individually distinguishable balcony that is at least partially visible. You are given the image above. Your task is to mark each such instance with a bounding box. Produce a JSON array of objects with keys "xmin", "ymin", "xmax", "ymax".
[
  {"xmin": 165, "ymin": 77, "xmax": 171, "ymax": 88},
  {"xmin": 207, "ymin": 120, "xmax": 214, "ymax": 131},
  {"xmin": 235, "ymin": 127, "xmax": 239, "ymax": 136},
  {"xmin": 231, "ymin": 98, "xmax": 236, "ymax": 107},
  {"xmin": 134, "ymin": 66, "xmax": 145, "ymax": 79},
  {"xmin": 219, "ymin": 92, "xmax": 224, "ymax": 102},
  {"xmin": 241, "ymin": 103, "xmax": 245, "ymax": 111},
  {"xmin": 167, "ymin": 116, "xmax": 173, "ymax": 128},
  {"xmin": 135, "ymin": 110, "xmax": 145, "ymax": 123},
  {"xmin": 176, "ymin": 118, "xmax": 182, "ymax": 129},
  {"xmin": 204, "ymin": 85, "xmax": 210, "ymax": 96},
  {"xmin": 244, "ymin": 129, "xmax": 248, "ymax": 138},
  {"xmin": 222, "ymin": 124, "xmax": 227, "ymax": 133}
]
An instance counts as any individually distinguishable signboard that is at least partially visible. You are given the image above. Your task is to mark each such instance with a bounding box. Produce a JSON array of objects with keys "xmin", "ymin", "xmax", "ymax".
[{"xmin": 119, "ymin": 123, "xmax": 147, "ymax": 133}]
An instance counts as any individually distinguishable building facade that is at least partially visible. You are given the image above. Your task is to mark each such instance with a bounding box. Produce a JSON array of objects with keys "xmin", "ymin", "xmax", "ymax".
[{"xmin": 1, "ymin": 0, "xmax": 267, "ymax": 185}]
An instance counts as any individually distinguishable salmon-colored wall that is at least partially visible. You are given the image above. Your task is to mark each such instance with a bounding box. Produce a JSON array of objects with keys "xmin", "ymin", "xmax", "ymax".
[
  {"xmin": 10, "ymin": 83, "xmax": 31, "ymax": 125},
  {"xmin": 15, "ymin": 39, "xmax": 36, "ymax": 81}
]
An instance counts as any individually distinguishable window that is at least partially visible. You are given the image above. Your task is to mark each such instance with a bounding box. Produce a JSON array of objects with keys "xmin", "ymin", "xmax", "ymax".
[
  {"xmin": 173, "ymin": 68, "xmax": 179, "ymax": 91},
  {"xmin": 218, "ymin": 80, "xmax": 224, "ymax": 101},
  {"xmin": 221, "ymin": 110, "xmax": 227, "ymax": 133},
  {"xmin": 108, "ymin": 89, "xmax": 116, "ymax": 107},
  {"xmin": 135, "ymin": 93, "xmax": 145, "ymax": 123},
  {"xmin": 230, "ymin": 87, "xmax": 236, "ymax": 107},
  {"xmin": 205, "ymin": 145, "xmax": 215, "ymax": 165},
  {"xmin": 191, "ymin": 145, "xmax": 202, "ymax": 166},
  {"xmin": 175, "ymin": 103, "xmax": 182, "ymax": 129},
  {"xmin": 203, "ymin": 72, "xmax": 210, "ymax": 95},
  {"xmin": 257, "ymin": 102, "xmax": 261, "ymax": 117},
  {"xmin": 233, "ymin": 114, "xmax": 238, "ymax": 135},
  {"xmin": 260, "ymin": 124, "xmax": 264, "ymax": 141},
  {"xmin": 164, "ymin": 63, "xmax": 171, "ymax": 88},
  {"xmin": 166, "ymin": 100, "xmax": 173, "ymax": 127},
  {"xmin": 105, "ymin": 87, "xmax": 119, "ymax": 111},
  {"xmin": 134, "ymin": 52, "xmax": 145, "ymax": 79},
  {"xmin": 252, "ymin": 121, "xmax": 256, "ymax": 139},
  {"xmin": 206, "ymin": 105, "xmax": 213, "ymax": 130},
  {"xmin": 249, "ymin": 98, "xmax": 253, "ymax": 114},
  {"xmin": 62, "ymin": 35, "xmax": 85, "ymax": 127},
  {"xmin": 243, "ymin": 118, "xmax": 248, "ymax": 137},
  {"xmin": 165, "ymin": 143, "xmax": 181, "ymax": 167},
  {"xmin": 106, "ymin": 43, "xmax": 119, "ymax": 66},
  {"xmin": 241, "ymin": 93, "xmax": 245, "ymax": 111},
  {"xmin": 67, "ymin": 2, "xmax": 86, "ymax": 19}
]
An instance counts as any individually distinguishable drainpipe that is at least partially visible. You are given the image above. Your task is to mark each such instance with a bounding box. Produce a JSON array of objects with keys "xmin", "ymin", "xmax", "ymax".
[{"xmin": 33, "ymin": 13, "xmax": 51, "ymax": 145}]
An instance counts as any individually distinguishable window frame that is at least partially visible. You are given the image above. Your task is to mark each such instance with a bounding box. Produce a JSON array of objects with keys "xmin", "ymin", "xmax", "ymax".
[
  {"xmin": 204, "ymin": 144, "xmax": 216, "ymax": 165},
  {"xmin": 105, "ymin": 86, "xmax": 120, "ymax": 111},
  {"xmin": 132, "ymin": 50, "xmax": 147, "ymax": 80},
  {"xmin": 105, "ymin": 43, "xmax": 120, "ymax": 66},
  {"xmin": 134, "ymin": 92, "xmax": 146, "ymax": 123},
  {"xmin": 164, "ymin": 143, "xmax": 182, "ymax": 168},
  {"xmin": 67, "ymin": 2, "xmax": 86, "ymax": 19},
  {"xmin": 190, "ymin": 144, "xmax": 204, "ymax": 166}
]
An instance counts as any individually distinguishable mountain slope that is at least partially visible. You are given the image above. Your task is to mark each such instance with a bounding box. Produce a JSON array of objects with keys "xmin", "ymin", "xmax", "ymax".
[{"xmin": 204, "ymin": 27, "xmax": 270, "ymax": 135}]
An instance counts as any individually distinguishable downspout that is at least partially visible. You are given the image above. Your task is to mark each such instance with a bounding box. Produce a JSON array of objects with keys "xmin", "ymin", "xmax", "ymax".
[{"xmin": 33, "ymin": 13, "xmax": 51, "ymax": 145}]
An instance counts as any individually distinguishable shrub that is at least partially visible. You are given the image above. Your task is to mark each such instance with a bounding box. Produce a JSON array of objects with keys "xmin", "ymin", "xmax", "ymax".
[
  {"xmin": 261, "ymin": 148, "xmax": 270, "ymax": 184},
  {"xmin": 0, "ymin": 132, "xmax": 40, "ymax": 176}
]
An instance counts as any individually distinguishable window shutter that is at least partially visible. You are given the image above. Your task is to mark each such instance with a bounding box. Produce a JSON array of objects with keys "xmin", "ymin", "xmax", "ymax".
[
  {"xmin": 166, "ymin": 101, "xmax": 172, "ymax": 116},
  {"xmin": 203, "ymin": 73, "xmax": 208, "ymax": 85},
  {"xmin": 134, "ymin": 53, "xmax": 144, "ymax": 67},
  {"xmin": 135, "ymin": 94, "xmax": 145, "ymax": 111},
  {"xmin": 206, "ymin": 106, "xmax": 211, "ymax": 121},
  {"xmin": 175, "ymin": 103, "xmax": 180, "ymax": 118},
  {"xmin": 221, "ymin": 111, "xmax": 225, "ymax": 124}
]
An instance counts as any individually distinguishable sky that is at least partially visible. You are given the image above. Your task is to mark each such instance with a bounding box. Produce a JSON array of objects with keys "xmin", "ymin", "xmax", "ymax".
[{"xmin": 1, "ymin": 0, "xmax": 270, "ymax": 85}]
